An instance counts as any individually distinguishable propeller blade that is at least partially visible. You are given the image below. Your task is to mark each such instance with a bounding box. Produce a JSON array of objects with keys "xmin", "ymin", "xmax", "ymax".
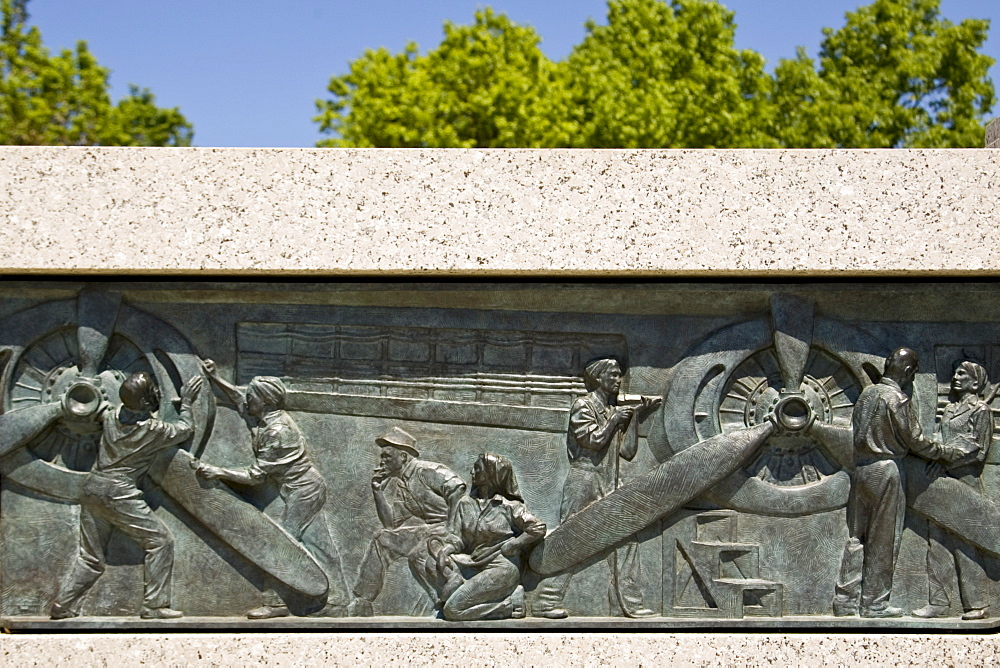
[
  {"xmin": 904, "ymin": 457, "xmax": 1000, "ymax": 558},
  {"xmin": 529, "ymin": 421, "xmax": 775, "ymax": 576},
  {"xmin": 77, "ymin": 289, "xmax": 122, "ymax": 377},
  {"xmin": 0, "ymin": 448, "xmax": 85, "ymax": 501},
  {"xmin": 0, "ymin": 403, "xmax": 62, "ymax": 459},
  {"xmin": 148, "ymin": 448, "xmax": 330, "ymax": 598},
  {"xmin": 809, "ymin": 422, "xmax": 855, "ymax": 470},
  {"xmin": 770, "ymin": 294, "xmax": 814, "ymax": 391},
  {"xmin": 705, "ymin": 468, "xmax": 850, "ymax": 516}
]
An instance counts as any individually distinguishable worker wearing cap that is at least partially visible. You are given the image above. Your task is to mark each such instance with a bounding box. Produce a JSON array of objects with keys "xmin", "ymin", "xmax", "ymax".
[{"xmin": 348, "ymin": 426, "xmax": 465, "ymax": 616}]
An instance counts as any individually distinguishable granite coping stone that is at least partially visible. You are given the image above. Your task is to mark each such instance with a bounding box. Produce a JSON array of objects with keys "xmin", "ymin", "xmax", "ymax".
[
  {"xmin": 1, "ymin": 147, "xmax": 999, "ymax": 276},
  {"xmin": 2, "ymin": 632, "xmax": 998, "ymax": 666}
]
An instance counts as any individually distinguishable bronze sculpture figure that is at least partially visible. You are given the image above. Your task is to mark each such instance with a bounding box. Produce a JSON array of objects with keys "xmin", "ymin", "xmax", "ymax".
[
  {"xmin": 432, "ymin": 452, "xmax": 545, "ymax": 621},
  {"xmin": 51, "ymin": 372, "xmax": 202, "ymax": 620},
  {"xmin": 196, "ymin": 362, "xmax": 349, "ymax": 618}
]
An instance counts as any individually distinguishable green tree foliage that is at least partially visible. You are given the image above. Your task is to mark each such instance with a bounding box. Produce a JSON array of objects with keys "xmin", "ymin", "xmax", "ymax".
[
  {"xmin": 317, "ymin": 0, "xmax": 994, "ymax": 148},
  {"xmin": 564, "ymin": 0, "xmax": 777, "ymax": 148},
  {"xmin": 0, "ymin": 0, "xmax": 192, "ymax": 146},
  {"xmin": 772, "ymin": 0, "xmax": 995, "ymax": 147},
  {"xmin": 316, "ymin": 8, "xmax": 574, "ymax": 147}
]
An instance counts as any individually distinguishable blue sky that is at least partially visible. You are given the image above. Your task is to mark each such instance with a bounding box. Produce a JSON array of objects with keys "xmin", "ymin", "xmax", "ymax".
[{"xmin": 25, "ymin": 1, "xmax": 1000, "ymax": 147}]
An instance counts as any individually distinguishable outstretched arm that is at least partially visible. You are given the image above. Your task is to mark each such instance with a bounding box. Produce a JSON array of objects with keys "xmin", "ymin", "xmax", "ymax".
[
  {"xmin": 196, "ymin": 462, "xmax": 266, "ymax": 487},
  {"xmin": 157, "ymin": 376, "xmax": 203, "ymax": 447},
  {"xmin": 893, "ymin": 397, "xmax": 961, "ymax": 463},
  {"xmin": 200, "ymin": 358, "xmax": 247, "ymax": 413},
  {"xmin": 196, "ymin": 411, "xmax": 277, "ymax": 487}
]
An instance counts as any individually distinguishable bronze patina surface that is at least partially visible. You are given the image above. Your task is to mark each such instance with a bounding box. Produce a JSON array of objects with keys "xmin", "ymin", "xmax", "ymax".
[{"xmin": 1, "ymin": 280, "xmax": 998, "ymax": 629}]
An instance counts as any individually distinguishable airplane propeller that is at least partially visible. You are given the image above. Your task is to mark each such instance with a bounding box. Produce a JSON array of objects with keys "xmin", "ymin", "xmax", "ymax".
[
  {"xmin": 531, "ymin": 294, "xmax": 830, "ymax": 575},
  {"xmin": 0, "ymin": 290, "xmax": 330, "ymax": 598},
  {"xmin": 532, "ymin": 294, "xmax": 1000, "ymax": 577}
]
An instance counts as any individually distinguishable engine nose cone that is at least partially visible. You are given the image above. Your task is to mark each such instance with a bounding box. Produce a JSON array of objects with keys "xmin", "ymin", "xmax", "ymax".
[
  {"xmin": 62, "ymin": 379, "xmax": 104, "ymax": 422},
  {"xmin": 774, "ymin": 393, "xmax": 813, "ymax": 433}
]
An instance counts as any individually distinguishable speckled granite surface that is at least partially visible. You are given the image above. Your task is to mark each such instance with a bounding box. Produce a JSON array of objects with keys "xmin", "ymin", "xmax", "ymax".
[
  {"xmin": 1, "ymin": 147, "xmax": 998, "ymax": 276},
  {"xmin": 2, "ymin": 632, "xmax": 998, "ymax": 666}
]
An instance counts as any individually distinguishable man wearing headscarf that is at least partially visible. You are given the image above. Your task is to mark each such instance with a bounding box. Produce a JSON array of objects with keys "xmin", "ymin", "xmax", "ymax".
[
  {"xmin": 196, "ymin": 361, "xmax": 349, "ymax": 619},
  {"xmin": 913, "ymin": 360, "xmax": 994, "ymax": 620},
  {"xmin": 533, "ymin": 357, "xmax": 660, "ymax": 619}
]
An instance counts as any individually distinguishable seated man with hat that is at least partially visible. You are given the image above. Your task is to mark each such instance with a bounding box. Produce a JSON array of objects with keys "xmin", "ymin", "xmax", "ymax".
[{"xmin": 348, "ymin": 426, "xmax": 465, "ymax": 616}]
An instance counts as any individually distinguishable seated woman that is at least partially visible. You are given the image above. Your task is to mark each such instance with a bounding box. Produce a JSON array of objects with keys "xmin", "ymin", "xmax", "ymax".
[{"xmin": 431, "ymin": 452, "xmax": 545, "ymax": 621}]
